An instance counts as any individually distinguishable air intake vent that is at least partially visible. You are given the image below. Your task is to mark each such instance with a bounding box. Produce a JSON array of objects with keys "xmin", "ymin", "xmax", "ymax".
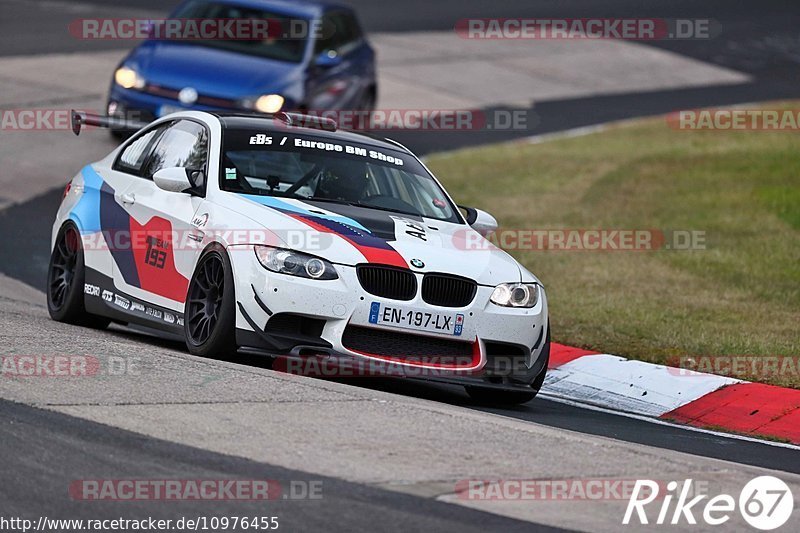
[
  {"xmin": 343, "ymin": 325, "xmax": 474, "ymax": 361},
  {"xmin": 421, "ymin": 274, "xmax": 477, "ymax": 307},
  {"xmin": 356, "ymin": 265, "xmax": 417, "ymax": 301},
  {"xmin": 265, "ymin": 313, "xmax": 325, "ymax": 338}
]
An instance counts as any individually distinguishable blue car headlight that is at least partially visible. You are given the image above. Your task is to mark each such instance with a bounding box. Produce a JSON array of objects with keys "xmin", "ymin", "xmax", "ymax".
[
  {"xmin": 240, "ymin": 94, "xmax": 285, "ymax": 113},
  {"xmin": 254, "ymin": 94, "xmax": 284, "ymax": 113},
  {"xmin": 114, "ymin": 66, "xmax": 145, "ymax": 89},
  {"xmin": 254, "ymin": 245, "xmax": 337, "ymax": 280}
]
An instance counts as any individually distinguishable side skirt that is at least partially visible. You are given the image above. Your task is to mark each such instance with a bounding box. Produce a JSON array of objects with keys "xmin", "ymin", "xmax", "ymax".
[{"xmin": 83, "ymin": 268, "xmax": 184, "ymax": 336}]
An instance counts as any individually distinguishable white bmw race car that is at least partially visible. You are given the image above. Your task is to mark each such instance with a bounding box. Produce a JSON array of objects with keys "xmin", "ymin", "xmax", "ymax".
[{"xmin": 49, "ymin": 111, "xmax": 549, "ymax": 404}]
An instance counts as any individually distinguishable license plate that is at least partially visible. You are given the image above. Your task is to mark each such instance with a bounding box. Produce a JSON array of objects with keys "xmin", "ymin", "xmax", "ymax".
[
  {"xmin": 158, "ymin": 104, "xmax": 183, "ymax": 117},
  {"xmin": 368, "ymin": 302, "xmax": 463, "ymax": 336}
]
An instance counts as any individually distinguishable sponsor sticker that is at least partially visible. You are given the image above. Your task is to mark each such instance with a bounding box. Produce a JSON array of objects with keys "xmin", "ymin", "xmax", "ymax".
[
  {"xmin": 113, "ymin": 295, "xmax": 131, "ymax": 310},
  {"xmin": 454, "ymin": 314, "xmax": 464, "ymax": 336},
  {"xmin": 84, "ymin": 283, "xmax": 100, "ymax": 297},
  {"xmin": 191, "ymin": 213, "xmax": 209, "ymax": 227}
]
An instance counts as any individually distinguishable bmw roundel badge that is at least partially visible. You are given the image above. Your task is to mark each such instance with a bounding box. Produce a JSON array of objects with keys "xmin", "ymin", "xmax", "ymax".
[
  {"xmin": 410, "ymin": 258, "xmax": 425, "ymax": 268},
  {"xmin": 178, "ymin": 87, "xmax": 199, "ymax": 105}
]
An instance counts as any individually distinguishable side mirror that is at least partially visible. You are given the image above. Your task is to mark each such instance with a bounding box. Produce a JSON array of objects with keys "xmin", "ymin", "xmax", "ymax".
[
  {"xmin": 460, "ymin": 206, "xmax": 498, "ymax": 237},
  {"xmin": 153, "ymin": 167, "xmax": 194, "ymax": 193},
  {"xmin": 314, "ymin": 49, "xmax": 342, "ymax": 69}
]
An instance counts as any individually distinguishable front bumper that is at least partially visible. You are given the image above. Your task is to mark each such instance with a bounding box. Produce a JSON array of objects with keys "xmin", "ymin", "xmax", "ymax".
[
  {"xmin": 108, "ymin": 85, "xmax": 300, "ymax": 124},
  {"xmin": 108, "ymin": 86, "xmax": 248, "ymax": 124},
  {"xmin": 229, "ymin": 246, "xmax": 549, "ymax": 387}
]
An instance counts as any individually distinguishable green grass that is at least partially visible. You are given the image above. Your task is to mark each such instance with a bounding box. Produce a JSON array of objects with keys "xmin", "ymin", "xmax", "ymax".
[{"xmin": 426, "ymin": 102, "xmax": 800, "ymax": 387}]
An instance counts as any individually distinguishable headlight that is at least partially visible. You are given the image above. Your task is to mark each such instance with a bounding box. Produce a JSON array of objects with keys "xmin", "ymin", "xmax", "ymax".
[
  {"xmin": 114, "ymin": 66, "xmax": 145, "ymax": 89},
  {"xmin": 254, "ymin": 94, "xmax": 284, "ymax": 113},
  {"xmin": 490, "ymin": 283, "xmax": 539, "ymax": 308},
  {"xmin": 254, "ymin": 245, "xmax": 337, "ymax": 280}
]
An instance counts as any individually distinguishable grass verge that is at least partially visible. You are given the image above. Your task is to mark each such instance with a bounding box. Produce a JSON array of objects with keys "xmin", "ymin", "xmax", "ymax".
[{"xmin": 425, "ymin": 102, "xmax": 800, "ymax": 387}]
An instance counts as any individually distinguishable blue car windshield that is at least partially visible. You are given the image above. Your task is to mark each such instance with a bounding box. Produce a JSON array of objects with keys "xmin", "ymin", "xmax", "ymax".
[{"xmin": 167, "ymin": 0, "xmax": 308, "ymax": 63}]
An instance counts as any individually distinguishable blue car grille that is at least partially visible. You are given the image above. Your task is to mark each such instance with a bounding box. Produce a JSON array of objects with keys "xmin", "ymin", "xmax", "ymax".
[{"xmin": 142, "ymin": 83, "xmax": 239, "ymax": 109}]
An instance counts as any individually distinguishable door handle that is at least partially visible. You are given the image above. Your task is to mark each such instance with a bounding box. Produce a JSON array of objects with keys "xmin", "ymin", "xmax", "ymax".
[{"xmin": 120, "ymin": 193, "xmax": 136, "ymax": 205}]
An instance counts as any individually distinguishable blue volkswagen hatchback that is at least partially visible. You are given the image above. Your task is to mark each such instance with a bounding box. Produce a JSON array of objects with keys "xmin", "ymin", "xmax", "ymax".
[{"xmin": 107, "ymin": 0, "xmax": 376, "ymax": 130}]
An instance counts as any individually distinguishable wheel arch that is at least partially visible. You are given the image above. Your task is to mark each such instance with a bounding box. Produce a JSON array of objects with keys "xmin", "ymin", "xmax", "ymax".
[
  {"xmin": 195, "ymin": 241, "xmax": 233, "ymax": 264},
  {"xmin": 191, "ymin": 241, "xmax": 238, "ymax": 300}
]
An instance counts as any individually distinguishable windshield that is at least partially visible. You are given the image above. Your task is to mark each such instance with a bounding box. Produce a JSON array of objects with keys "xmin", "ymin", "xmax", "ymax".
[
  {"xmin": 167, "ymin": 0, "xmax": 308, "ymax": 63},
  {"xmin": 220, "ymin": 130, "xmax": 461, "ymax": 223}
]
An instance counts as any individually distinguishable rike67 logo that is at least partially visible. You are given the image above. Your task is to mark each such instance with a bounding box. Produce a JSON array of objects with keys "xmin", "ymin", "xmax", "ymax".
[{"xmin": 624, "ymin": 476, "xmax": 794, "ymax": 530}]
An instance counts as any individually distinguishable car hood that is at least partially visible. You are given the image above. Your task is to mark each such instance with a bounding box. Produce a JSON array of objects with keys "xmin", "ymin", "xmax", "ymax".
[
  {"xmin": 228, "ymin": 195, "xmax": 523, "ymax": 285},
  {"xmin": 126, "ymin": 41, "xmax": 301, "ymax": 97}
]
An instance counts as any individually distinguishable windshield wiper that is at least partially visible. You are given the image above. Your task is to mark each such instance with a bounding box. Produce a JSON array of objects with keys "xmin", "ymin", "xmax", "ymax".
[
  {"xmin": 353, "ymin": 203, "xmax": 420, "ymax": 217},
  {"xmin": 302, "ymin": 196, "xmax": 353, "ymax": 205},
  {"xmin": 302, "ymin": 197, "xmax": 420, "ymax": 218}
]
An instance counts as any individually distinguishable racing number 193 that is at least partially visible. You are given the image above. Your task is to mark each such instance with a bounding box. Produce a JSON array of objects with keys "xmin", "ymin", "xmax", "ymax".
[{"xmin": 144, "ymin": 236, "xmax": 167, "ymax": 269}]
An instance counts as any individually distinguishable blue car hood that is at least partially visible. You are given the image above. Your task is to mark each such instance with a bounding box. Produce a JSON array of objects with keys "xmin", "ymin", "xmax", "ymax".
[{"xmin": 128, "ymin": 41, "xmax": 302, "ymax": 97}]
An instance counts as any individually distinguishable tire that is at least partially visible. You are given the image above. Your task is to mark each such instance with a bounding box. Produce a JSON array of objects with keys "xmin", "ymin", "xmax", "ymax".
[
  {"xmin": 466, "ymin": 326, "xmax": 550, "ymax": 405},
  {"xmin": 184, "ymin": 246, "xmax": 237, "ymax": 357},
  {"xmin": 47, "ymin": 223, "xmax": 110, "ymax": 329}
]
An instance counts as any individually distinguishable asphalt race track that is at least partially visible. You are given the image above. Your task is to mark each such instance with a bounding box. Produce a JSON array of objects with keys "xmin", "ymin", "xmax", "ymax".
[
  {"xmin": 0, "ymin": 399, "xmax": 565, "ymax": 533},
  {"xmin": 2, "ymin": 291, "xmax": 799, "ymax": 531},
  {"xmin": 1, "ymin": 1, "xmax": 799, "ymax": 531}
]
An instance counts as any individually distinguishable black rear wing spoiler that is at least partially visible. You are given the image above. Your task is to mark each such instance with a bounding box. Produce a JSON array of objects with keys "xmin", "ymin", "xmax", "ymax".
[
  {"xmin": 273, "ymin": 111, "xmax": 337, "ymax": 131},
  {"xmin": 70, "ymin": 110, "xmax": 337, "ymax": 135},
  {"xmin": 71, "ymin": 110, "xmax": 149, "ymax": 136}
]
